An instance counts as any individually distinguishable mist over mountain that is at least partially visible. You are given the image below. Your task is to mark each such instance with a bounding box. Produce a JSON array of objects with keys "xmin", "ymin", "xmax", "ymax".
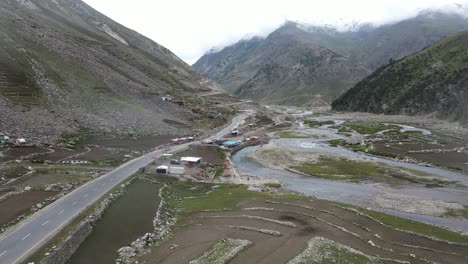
[
  {"xmin": 194, "ymin": 10, "xmax": 468, "ymax": 106},
  {"xmin": 194, "ymin": 22, "xmax": 370, "ymax": 106},
  {"xmin": 294, "ymin": 10, "xmax": 468, "ymax": 70}
]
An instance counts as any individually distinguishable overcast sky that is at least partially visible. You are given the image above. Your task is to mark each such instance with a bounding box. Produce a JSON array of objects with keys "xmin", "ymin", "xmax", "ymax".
[{"xmin": 83, "ymin": 0, "xmax": 466, "ymax": 65}]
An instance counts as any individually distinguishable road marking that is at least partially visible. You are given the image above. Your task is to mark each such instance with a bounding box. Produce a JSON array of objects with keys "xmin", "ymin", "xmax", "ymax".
[
  {"xmin": 21, "ymin": 234, "xmax": 31, "ymax": 240},
  {"xmin": 0, "ymin": 251, "xmax": 6, "ymax": 257},
  {"xmin": 72, "ymin": 201, "xmax": 78, "ymax": 205},
  {"xmin": 83, "ymin": 194, "xmax": 88, "ymax": 198},
  {"xmin": 0, "ymin": 114, "xmax": 245, "ymax": 263},
  {"xmin": 41, "ymin": 220, "xmax": 49, "ymax": 226}
]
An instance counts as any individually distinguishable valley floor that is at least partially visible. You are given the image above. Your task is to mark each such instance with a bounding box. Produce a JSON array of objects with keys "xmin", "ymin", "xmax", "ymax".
[{"xmin": 3, "ymin": 107, "xmax": 468, "ymax": 264}]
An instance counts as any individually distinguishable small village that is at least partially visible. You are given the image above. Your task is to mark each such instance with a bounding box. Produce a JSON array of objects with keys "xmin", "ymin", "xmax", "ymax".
[
  {"xmin": 0, "ymin": 133, "xmax": 27, "ymax": 145},
  {"xmin": 2, "ymin": 1, "xmax": 468, "ymax": 264},
  {"xmin": 146, "ymin": 116, "xmax": 272, "ymax": 185}
]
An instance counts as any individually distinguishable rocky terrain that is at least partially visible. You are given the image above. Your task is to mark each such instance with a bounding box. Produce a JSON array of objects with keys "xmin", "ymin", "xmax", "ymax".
[
  {"xmin": 194, "ymin": 22, "xmax": 370, "ymax": 106},
  {"xmin": 0, "ymin": 0, "xmax": 233, "ymax": 144},
  {"xmin": 294, "ymin": 11, "xmax": 468, "ymax": 70},
  {"xmin": 194, "ymin": 11, "xmax": 468, "ymax": 106},
  {"xmin": 332, "ymin": 30, "xmax": 468, "ymax": 125}
]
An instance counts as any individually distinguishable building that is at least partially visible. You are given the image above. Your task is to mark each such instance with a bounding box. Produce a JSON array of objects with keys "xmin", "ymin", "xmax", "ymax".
[
  {"xmin": 156, "ymin": 165, "xmax": 169, "ymax": 174},
  {"xmin": 161, "ymin": 153, "xmax": 173, "ymax": 160},
  {"xmin": 246, "ymin": 136, "xmax": 258, "ymax": 142},
  {"xmin": 161, "ymin": 95, "xmax": 174, "ymax": 101},
  {"xmin": 16, "ymin": 138, "xmax": 26, "ymax": 144},
  {"xmin": 169, "ymin": 166, "xmax": 185, "ymax": 175},
  {"xmin": 223, "ymin": 140, "xmax": 239, "ymax": 148},
  {"xmin": 181, "ymin": 157, "xmax": 202, "ymax": 166}
]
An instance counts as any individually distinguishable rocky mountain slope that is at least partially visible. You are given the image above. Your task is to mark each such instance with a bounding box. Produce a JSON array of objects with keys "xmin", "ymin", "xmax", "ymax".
[
  {"xmin": 194, "ymin": 22, "xmax": 370, "ymax": 106},
  {"xmin": 0, "ymin": 0, "xmax": 231, "ymax": 143},
  {"xmin": 194, "ymin": 11, "xmax": 468, "ymax": 106},
  {"xmin": 296, "ymin": 11, "xmax": 468, "ymax": 70},
  {"xmin": 332, "ymin": 31, "xmax": 468, "ymax": 125}
]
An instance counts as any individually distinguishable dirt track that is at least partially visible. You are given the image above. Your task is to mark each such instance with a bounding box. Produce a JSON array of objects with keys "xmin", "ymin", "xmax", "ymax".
[{"xmin": 141, "ymin": 199, "xmax": 468, "ymax": 264}]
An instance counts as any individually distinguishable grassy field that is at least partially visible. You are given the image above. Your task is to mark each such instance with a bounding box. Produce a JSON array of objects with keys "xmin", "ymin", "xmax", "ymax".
[
  {"xmin": 159, "ymin": 178, "xmax": 303, "ymax": 213},
  {"xmin": 288, "ymin": 237, "xmax": 382, "ymax": 264},
  {"xmin": 290, "ymin": 156, "xmax": 449, "ymax": 185},
  {"xmin": 303, "ymin": 120, "xmax": 335, "ymax": 127},
  {"xmin": 154, "ymin": 176, "xmax": 468, "ymax": 244},
  {"xmin": 140, "ymin": 177, "xmax": 468, "ymax": 263},
  {"xmin": 275, "ymin": 131, "xmax": 311, "ymax": 138},
  {"xmin": 291, "ymin": 157, "xmax": 390, "ymax": 182},
  {"xmin": 342, "ymin": 121, "xmax": 400, "ymax": 134},
  {"xmin": 329, "ymin": 139, "xmax": 402, "ymax": 159},
  {"xmin": 445, "ymin": 206, "xmax": 468, "ymax": 220},
  {"xmin": 338, "ymin": 203, "xmax": 468, "ymax": 244}
]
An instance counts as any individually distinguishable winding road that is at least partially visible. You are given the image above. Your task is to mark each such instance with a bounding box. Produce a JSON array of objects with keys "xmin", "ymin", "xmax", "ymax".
[{"xmin": 0, "ymin": 113, "xmax": 250, "ymax": 264}]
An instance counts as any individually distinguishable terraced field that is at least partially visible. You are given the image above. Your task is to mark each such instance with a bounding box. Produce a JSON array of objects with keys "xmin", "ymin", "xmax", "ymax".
[
  {"xmin": 141, "ymin": 195, "xmax": 468, "ymax": 264},
  {"xmin": 0, "ymin": 62, "xmax": 43, "ymax": 106}
]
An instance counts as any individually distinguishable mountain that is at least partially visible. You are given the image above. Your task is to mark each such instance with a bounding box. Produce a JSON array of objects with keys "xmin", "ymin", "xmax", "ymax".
[
  {"xmin": 0, "ymin": 0, "xmax": 231, "ymax": 143},
  {"xmin": 193, "ymin": 11, "xmax": 468, "ymax": 105},
  {"xmin": 194, "ymin": 22, "xmax": 370, "ymax": 106},
  {"xmin": 296, "ymin": 11, "xmax": 468, "ymax": 70},
  {"xmin": 332, "ymin": 31, "xmax": 468, "ymax": 125}
]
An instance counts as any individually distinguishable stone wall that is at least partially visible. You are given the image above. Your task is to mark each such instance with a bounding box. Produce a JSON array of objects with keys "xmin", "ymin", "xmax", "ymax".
[{"xmin": 40, "ymin": 221, "xmax": 93, "ymax": 264}]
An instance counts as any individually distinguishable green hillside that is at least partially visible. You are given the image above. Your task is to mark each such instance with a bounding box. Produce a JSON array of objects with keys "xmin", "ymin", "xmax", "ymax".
[{"xmin": 332, "ymin": 31, "xmax": 468, "ymax": 125}]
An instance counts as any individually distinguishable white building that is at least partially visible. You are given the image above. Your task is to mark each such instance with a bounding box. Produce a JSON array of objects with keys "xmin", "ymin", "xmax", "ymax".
[
  {"xmin": 169, "ymin": 166, "xmax": 185, "ymax": 175},
  {"xmin": 181, "ymin": 157, "xmax": 202, "ymax": 164},
  {"xmin": 156, "ymin": 165, "xmax": 169, "ymax": 174}
]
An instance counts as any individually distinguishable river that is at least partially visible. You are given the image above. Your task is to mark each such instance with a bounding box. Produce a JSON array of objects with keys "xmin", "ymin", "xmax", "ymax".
[{"xmin": 232, "ymin": 144, "xmax": 468, "ymax": 232}]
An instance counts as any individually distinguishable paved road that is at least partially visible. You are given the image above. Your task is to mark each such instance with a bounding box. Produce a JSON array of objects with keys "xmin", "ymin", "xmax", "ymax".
[{"xmin": 0, "ymin": 113, "xmax": 249, "ymax": 264}]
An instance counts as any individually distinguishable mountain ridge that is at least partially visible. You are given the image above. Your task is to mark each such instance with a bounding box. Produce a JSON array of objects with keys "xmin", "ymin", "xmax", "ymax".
[
  {"xmin": 0, "ymin": 0, "xmax": 232, "ymax": 143},
  {"xmin": 194, "ymin": 11, "xmax": 468, "ymax": 106},
  {"xmin": 332, "ymin": 30, "xmax": 468, "ymax": 125},
  {"xmin": 194, "ymin": 21, "xmax": 370, "ymax": 106}
]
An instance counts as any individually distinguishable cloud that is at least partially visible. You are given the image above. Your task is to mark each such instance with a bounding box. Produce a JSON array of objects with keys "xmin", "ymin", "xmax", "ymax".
[{"xmin": 83, "ymin": 0, "xmax": 467, "ymax": 64}]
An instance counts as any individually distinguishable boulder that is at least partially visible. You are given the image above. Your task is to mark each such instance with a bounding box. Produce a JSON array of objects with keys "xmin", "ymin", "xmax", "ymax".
[{"xmin": 117, "ymin": 246, "xmax": 136, "ymax": 258}]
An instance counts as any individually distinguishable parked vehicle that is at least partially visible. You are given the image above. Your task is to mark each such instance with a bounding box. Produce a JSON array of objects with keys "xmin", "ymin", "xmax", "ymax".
[{"xmin": 170, "ymin": 159, "xmax": 180, "ymax": 165}]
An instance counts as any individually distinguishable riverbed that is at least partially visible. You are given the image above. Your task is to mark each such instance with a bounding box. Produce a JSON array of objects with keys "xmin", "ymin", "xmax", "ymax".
[{"xmin": 232, "ymin": 145, "xmax": 468, "ymax": 232}]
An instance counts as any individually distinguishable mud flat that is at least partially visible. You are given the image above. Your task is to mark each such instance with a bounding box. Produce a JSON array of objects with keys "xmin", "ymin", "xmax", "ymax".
[{"xmin": 139, "ymin": 181, "xmax": 468, "ymax": 264}]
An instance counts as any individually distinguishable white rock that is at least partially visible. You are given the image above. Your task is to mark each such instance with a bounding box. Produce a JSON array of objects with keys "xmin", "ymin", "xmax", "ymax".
[{"xmin": 24, "ymin": 186, "xmax": 32, "ymax": 191}]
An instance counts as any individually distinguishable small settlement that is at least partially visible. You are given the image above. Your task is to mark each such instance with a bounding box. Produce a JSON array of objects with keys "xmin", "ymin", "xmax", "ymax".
[
  {"xmin": 147, "ymin": 116, "xmax": 267, "ymax": 182},
  {"xmin": 0, "ymin": 133, "xmax": 27, "ymax": 145}
]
